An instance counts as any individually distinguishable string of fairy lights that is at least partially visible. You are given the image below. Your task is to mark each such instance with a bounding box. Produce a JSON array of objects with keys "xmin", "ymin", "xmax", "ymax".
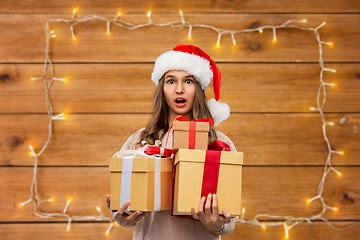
[{"xmin": 20, "ymin": 9, "xmax": 359, "ymax": 237}]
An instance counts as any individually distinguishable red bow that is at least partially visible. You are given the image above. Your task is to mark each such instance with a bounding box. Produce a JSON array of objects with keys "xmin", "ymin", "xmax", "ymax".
[
  {"xmin": 172, "ymin": 115, "xmax": 214, "ymax": 125},
  {"xmin": 208, "ymin": 140, "xmax": 231, "ymax": 151},
  {"xmin": 144, "ymin": 146, "xmax": 173, "ymax": 158}
]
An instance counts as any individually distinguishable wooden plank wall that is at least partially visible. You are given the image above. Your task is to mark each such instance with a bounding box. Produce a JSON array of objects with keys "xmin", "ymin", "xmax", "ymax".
[{"xmin": 1, "ymin": 0, "xmax": 359, "ymax": 239}]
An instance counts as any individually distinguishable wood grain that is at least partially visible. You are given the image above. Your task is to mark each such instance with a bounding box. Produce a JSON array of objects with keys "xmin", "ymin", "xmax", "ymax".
[
  {"xmin": 1, "ymin": 113, "xmax": 359, "ymax": 166},
  {"xmin": 0, "ymin": 14, "xmax": 359, "ymax": 63},
  {"xmin": 1, "ymin": 166, "xmax": 359, "ymax": 221},
  {"xmin": 1, "ymin": 221, "xmax": 360, "ymax": 240},
  {"xmin": 2, "ymin": 1, "xmax": 359, "ymax": 239},
  {"xmin": 1, "ymin": 63, "xmax": 359, "ymax": 114},
  {"xmin": 0, "ymin": 0, "xmax": 358, "ymax": 13}
]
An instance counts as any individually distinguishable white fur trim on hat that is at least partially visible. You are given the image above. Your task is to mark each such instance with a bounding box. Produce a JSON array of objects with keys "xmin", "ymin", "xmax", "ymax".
[
  {"xmin": 151, "ymin": 50, "xmax": 213, "ymax": 90},
  {"xmin": 208, "ymin": 98, "xmax": 230, "ymax": 126}
]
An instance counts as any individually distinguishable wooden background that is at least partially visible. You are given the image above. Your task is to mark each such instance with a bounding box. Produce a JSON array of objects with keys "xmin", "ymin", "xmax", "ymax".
[{"xmin": 1, "ymin": 0, "xmax": 359, "ymax": 239}]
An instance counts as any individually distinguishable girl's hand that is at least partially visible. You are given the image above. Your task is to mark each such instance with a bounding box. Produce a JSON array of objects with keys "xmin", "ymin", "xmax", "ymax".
[
  {"xmin": 191, "ymin": 193, "xmax": 232, "ymax": 233},
  {"xmin": 106, "ymin": 195, "xmax": 146, "ymax": 228}
]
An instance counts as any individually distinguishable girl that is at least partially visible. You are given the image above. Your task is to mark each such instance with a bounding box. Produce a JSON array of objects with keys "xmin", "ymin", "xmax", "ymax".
[{"xmin": 107, "ymin": 45, "xmax": 236, "ymax": 239}]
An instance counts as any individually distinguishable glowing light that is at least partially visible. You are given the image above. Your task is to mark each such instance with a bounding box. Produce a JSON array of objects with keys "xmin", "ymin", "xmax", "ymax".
[
  {"xmin": 49, "ymin": 198, "xmax": 54, "ymax": 202},
  {"xmin": 29, "ymin": 145, "xmax": 35, "ymax": 156},
  {"xmin": 73, "ymin": 9, "xmax": 77, "ymax": 19},
  {"xmin": 116, "ymin": 12, "xmax": 121, "ymax": 18},
  {"xmin": 107, "ymin": 22, "xmax": 111, "ymax": 35},
  {"xmin": 188, "ymin": 26, "xmax": 192, "ymax": 39},
  {"xmin": 72, "ymin": 36, "xmax": 76, "ymax": 40},
  {"xmin": 324, "ymin": 68, "xmax": 337, "ymax": 73},
  {"xmin": 284, "ymin": 224, "xmax": 289, "ymax": 239},
  {"xmin": 337, "ymin": 171, "xmax": 342, "ymax": 176},
  {"xmin": 97, "ymin": 206, "xmax": 101, "ymax": 212},
  {"xmin": 20, "ymin": 199, "xmax": 31, "ymax": 207},
  {"xmin": 259, "ymin": 29, "xmax": 263, "ymax": 33},
  {"xmin": 261, "ymin": 225, "xmax": 266, "ymax": 230},
  {"xmin": 273, "ymin": 28, "xmax": 277, "ymax": 42},
  {"xmin": 302, "ymin": 19, "xmax": 307, "ymax": 23},
  {"xmin": 52, "ymin": 113, "xmax": 65, "ymax": 120},
  {"xmin": 147, "ymin": 11, "xmax": 151, "ymax": 18},
  {"xmin": 332, "ymin": 207, "xmax": 338, "ymax": 211}
]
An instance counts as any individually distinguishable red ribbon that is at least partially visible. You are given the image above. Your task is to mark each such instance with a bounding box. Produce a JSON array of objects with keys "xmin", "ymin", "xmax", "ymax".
[
  {"xmin": 172, "ymin": 115, "xmax": 214, "ymax": 149},
  {"xmin": 208, "ymin": 140, "xmax": 231, "ymax": 152},
  {"xmin": 201, "ymin": 140, "xmax": 231, "ymax": 198},
  {"xmin": 172, "ymin": 115, "xmax": 214, "ymax": 125},
  {"xmin": 144, "ymin": 146, "xmax": 172, "ymax": 157}
]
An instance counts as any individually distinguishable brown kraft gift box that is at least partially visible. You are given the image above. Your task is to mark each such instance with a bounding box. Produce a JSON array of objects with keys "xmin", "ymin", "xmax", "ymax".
[
  {"xmin": 172, "ymin": 148, "xmax": 243, "ymax": 216},
  {"xmin": 172, "ymin": 120, "xmax": 209, "ymax": 150},
  {"xmin": 109, "ymin": 156, "xmax": 172, "ymax": 211}
]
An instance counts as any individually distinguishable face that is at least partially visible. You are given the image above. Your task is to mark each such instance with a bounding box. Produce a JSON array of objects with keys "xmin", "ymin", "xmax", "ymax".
[{"xmin": 163, "ymin": 70, "xmax": 196, "ymax": 119}]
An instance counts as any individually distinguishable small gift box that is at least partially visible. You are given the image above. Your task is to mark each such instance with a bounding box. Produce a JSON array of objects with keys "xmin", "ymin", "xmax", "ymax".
[
  {"xmin": 172, "ymin": 141, "xmax": 243, "ymax": 216},
  {"xmin": 172, "ymin": 115, "xmax": 214, "ymax": 150},
  {"xmin": 109, "ymin": 153, "xmax": 173, "ymax": 211}
]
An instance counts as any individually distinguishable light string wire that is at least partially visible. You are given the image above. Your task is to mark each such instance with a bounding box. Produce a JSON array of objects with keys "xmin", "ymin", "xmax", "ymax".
[{"xmin": 21, "ymin": 10, "xmax": 359, "ymax": 237}]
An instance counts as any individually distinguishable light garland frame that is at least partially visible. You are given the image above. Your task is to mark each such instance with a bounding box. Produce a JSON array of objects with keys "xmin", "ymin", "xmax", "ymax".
[{"xmin": 22, "ymin": 10, "xmax": 359, "ymax": 237}]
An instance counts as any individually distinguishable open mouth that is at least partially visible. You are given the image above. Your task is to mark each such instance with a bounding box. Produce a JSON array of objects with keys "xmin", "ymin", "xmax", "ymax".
[
  {"xmin": 175, "ymin": 98, "xmax": 187, "ymax": 107},
  {"xmin": 175, "ymin": 98, "xmax": 187, "ymax": 104}
]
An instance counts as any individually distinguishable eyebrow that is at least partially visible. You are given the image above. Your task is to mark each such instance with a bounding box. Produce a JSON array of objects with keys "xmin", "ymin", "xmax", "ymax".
[{"xmin": 165, "ymin": 75, "xmax": 195, "ymax": 79}]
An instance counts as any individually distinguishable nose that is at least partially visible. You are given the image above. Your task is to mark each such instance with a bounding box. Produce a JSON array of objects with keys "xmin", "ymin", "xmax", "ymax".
[{"xmin": 175, "ymin": 81, "xmax": 184, "ymax": 94}]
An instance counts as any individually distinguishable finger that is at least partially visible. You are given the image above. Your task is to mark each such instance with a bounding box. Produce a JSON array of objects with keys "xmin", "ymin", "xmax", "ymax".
[
  {"xmin": 130, "ymin": 211, "xmax": 147, "ymax": 224},
  {"xmin": 212, "ymin": 194, "xmax": 219, "ymax": 217},
  {"xmin": 191, "ymin": 207, "xmax": 199, "ymax": 220},
  {"xmin": 118, "ymin": 201, "xmax": 131, "ymax": 215},
  {"xmin": 222, "ymin": 209, "xmax": 232, "ymax": 224},
  {"xmin": 106, "ymin": 195, "xmax": 111, "ymax": 209},
  {"xmin": 126, "ymin": 210, "xmax": 143, "ymax": 222},
  {"xmin": 204, "ymin": 193, "xmax": 212, "ymax": 213},
  {"xmin": 198, "ymin": 196, "xmax": 206, "ymax": 218}
]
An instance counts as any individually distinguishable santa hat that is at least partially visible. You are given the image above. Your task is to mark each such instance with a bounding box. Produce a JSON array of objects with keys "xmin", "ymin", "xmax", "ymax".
[{"xmin": 151, "ymin": 44, "xmax": 230, "ymax": 126}]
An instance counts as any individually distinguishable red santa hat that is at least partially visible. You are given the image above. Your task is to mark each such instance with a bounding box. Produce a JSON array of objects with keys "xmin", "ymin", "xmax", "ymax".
[{"xmin": 151, "ymin": 44, "xmax": 230, "ymax": 126}]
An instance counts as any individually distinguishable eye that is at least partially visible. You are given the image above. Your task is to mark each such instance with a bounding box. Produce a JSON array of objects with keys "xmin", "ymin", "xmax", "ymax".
[
  {"xmin": 185, "ymin": 79, "xmax": 194, "ymax": 84},
  {"xmin": 166, "ymin": 79, "xmax": 175, "ymax": 84}
]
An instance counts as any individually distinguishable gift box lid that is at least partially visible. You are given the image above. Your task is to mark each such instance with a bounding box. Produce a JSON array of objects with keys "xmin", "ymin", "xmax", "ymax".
[
  {"xmin": 172, "ymin": 121, "xmax": 209, "ymax": 132},
  {"xmin": 109, "ymin": 157, "xmax": 173, "ymax": 173},
  {"xmin": 174, "ymin": 148, "xmax": 243, "ymax": 166}
]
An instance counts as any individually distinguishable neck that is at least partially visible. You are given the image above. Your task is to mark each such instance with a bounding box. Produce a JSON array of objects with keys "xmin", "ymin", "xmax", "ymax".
[{"xmin": 168, "ymin": 111, "xmax": 192, "ymax": 127}]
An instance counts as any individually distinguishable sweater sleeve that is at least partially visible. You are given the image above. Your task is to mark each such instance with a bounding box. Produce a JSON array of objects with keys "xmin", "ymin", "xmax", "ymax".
[
  {"xmin": 116, "ymin": 128, "xmax": 145, "ymax": 153},
  {"xmin": 215, "ymin": 130, "xmax": 237, "ymax": 152}
]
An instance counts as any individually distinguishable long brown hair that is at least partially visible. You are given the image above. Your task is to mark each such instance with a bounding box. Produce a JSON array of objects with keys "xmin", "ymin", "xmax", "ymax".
[{"xmin": 139, "ymin": 74, "xmax": 217, "ymax": 146}]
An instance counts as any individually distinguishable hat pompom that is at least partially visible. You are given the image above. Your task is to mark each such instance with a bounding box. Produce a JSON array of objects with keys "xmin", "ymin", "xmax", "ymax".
[{"xmin": 208, "ymin": 98, "xmax": 230, "ymax": 126}]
